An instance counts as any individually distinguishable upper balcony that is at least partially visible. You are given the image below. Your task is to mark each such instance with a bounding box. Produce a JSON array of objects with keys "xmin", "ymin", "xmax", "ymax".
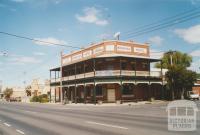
[
  {"xmin": 50, "ymin": 70, "xmax": 162, "ymax": 83},
  {"xmin": 50, "ymin": 54, "xmax": 162, "ymax": 84}
]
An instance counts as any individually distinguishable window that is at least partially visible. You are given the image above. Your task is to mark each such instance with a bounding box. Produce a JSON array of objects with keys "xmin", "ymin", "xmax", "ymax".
[
  {"xmin": 122, "ymin": 85, "xmax": 133, "ymax": 95},
  {"xmin": 121, "ymin": 62, "xmax": 127, "ymax": 70},
  {"xmin": 86, "ymin": 87, "xmax": 91, "ymax": 97},
  {"xmin": 96, "ymin": 85, "xmax": 103, "ymax": 96},
  {"xmin": 142, "ymin": 62, "xmax": 148, "ymax": 69},
  {"xmin": 131, "ymin": 62, "xmax": 136, "ymax": 70},
  {"xmin": 107, "ymin": 65, "xmax": 114, "ymax": 70}
]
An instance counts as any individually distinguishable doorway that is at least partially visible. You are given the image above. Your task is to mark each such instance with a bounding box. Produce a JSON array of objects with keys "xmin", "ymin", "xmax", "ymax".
[{"xmin": 107, "ymin": 89, "xmax": 116, "ymax": 102}]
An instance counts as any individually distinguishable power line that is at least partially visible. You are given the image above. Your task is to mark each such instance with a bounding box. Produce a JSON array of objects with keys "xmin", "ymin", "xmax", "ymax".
[
  {"xmin": 124, "ymin": 13, "xmax": 200, "ymax": 39},
  {"xmin": 124, "ymin": 11, "xmax": 200, "ymax": 38},
  {"xmin": 0, "ymin": 31, "xmax": 83, "ymax": 49},
  {"xmin": 122, "ymin": 6, "xmax": 200, "ymax": 36}
]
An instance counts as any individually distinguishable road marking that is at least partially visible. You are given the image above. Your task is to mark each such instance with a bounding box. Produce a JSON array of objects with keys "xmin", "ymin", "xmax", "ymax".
[
  {"xmin": 58, "ymin": 108, "xmax": 71, "ymax": 110},
  {"xmin": 3, "ymin": 122, "xmax": 11, "ymax": 127},
  {"xmin": 86, "ymin": 121, "xmax": 128, "ymax": 130},
  {"xmin": 25, "ymin": 110, "xmax": 37, "ymax": 114},
  {"xmin": 16, "ymin": 129, "xmax": 25, "ymax": 135}
]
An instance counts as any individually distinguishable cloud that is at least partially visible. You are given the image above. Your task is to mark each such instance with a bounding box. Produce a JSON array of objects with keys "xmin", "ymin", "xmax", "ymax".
[
  {"xmin": 188, "ymin": 59, "xmax": 200, "ymax": 72},
  {"xmin": 33, "ymin": 37, "xmax": 66, "ymax": 46},
  {"xmin": 33, "ymin": 52, "xmax": 46, "ymax": 56},
  {"xmin": 190, "ymin": 50, "xmax": 200, "ymax": 57},
  {"xmin": 150, "ymin": 49, "xmax": 164, "ymax": 59},
  {"xmin": 97, "ymin": 33, "xmax": 112, "ymax": 40},
  {"xmin": 174, "ymin": 24, "xmax": 200, "ymax": 44},
  {"xmin": 76, "ymin": 7, "xmax": 108, "ymax": 26},
  {"xmin": 9, "ymin": 56, "xmax": 41, "ymax": 64},
  {"xmin": 190, "ymin": 0, "xmax": 200, "ymax": 5},
  {"xmin": 148, "ymin": 36, "xmax": 163, "ymax": 46}
]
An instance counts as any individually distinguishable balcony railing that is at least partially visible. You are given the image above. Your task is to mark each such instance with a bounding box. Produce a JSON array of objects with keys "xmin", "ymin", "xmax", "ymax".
[
  {"xmin": 95, "ymin": 70, "xmax": 120, "ymax": 76},
  {"xmin": 51, "ymin": 70, "xmax": 162, "ymax": 83},
  {"xmin": 50, "ymin": 77, "xmax": 61, "ymax": 83}
]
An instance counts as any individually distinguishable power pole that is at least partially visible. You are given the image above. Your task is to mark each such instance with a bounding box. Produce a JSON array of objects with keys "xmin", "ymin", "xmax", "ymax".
[
  {"xmin": 60, "ymin": 51, "xmax": 63, "ymax": 104},
  {"xmin": 165, "ymin": 51, "xmax": 176, "ymax": 100}
]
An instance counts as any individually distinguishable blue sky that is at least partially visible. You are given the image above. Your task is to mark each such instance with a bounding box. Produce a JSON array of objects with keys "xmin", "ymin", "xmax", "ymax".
[{"xmin": 1, "ymin": 0, "xmax": 200, "ymax": 87}]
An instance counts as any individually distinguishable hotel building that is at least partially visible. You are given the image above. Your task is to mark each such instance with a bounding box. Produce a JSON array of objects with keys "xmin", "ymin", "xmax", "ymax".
[{"xmin": 50, "ymin": 40, "xmax": 165, "ymax": 103}]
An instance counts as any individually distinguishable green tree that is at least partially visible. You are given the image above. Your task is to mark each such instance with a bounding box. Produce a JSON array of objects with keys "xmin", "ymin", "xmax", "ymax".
[
  {"xmin": 25, "ymin": 85, "xmax": 31, "ymax": 96},
  {"xmin": 3, "ymin": 88, "xmax": 13, "ymax": 101},
  {"xmin": 180, "ymin": 69, "xmax": 197, "ymax": 99},
  {"xmin": 166, "ymin": 66, "xmax": 197, "ymax": 99},
  {"xmin": 155, "ymin": 50, "xmax": 192, "ymax": 69},
  {"xmin": 156, "ymin": 51, "xmax": 196, "ymax": 100},
  {"xmin": 197, "ymin": 73, "xmax": 200, "ymax": 79}
]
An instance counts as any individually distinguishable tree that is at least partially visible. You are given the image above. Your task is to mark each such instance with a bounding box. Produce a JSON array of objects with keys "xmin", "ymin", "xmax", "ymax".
[
  {"xmin": 166, "ymin": 66, "xmax": 197, "ymax": 99},
  {"xmin": 180, "ymin": 69, "xmax": 197, "ymax": 99},
  {"xmin": 25, "ymin": 85, "xmax": 31, "ymax": 96},
  {"xmin": 155, "ymin": 50, "xmax": 192, "ymax": 69},
  {"xmin": 3, "ymin": 88, "xmax": 13, "ymax": 101},
  {"xmin": 197, "ymin": 73, "xmax": 200, "ymax": 79},
  {"xmin": 156, "ymin": 51, "xmax": 196, "ymax": 100}
]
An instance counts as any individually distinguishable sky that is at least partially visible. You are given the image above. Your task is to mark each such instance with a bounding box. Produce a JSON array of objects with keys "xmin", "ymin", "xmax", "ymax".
[{"xmin": 1, "ymin": 0, "xmax": 200, "ymax": 88}]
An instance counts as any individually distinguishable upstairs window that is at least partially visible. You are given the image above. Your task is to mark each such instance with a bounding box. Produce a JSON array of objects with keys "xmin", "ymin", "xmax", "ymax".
[
  {"xmin": 121, "ymin": 62, "xmax": 127, "ymax": 70},
  {"xmin": 142, "ymin": 62, "xmax": 148, "ymax": 70}
]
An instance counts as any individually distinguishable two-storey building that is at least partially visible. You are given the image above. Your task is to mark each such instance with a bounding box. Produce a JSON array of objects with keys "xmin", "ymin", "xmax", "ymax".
[{"xmin": 50, "ymin": 40, "xmax": 165, "ymax": 103}]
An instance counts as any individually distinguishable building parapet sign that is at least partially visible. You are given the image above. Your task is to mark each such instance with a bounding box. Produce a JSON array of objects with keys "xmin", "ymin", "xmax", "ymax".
[{"xmin": 62, "ymin": 41, "xmax": 149, "ymax": 65}]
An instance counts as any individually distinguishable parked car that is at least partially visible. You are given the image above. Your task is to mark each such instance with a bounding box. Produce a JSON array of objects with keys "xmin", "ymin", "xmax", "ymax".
[{"xmin": 187, "ymin": 91, "xmax": 199, "ymax": 100}]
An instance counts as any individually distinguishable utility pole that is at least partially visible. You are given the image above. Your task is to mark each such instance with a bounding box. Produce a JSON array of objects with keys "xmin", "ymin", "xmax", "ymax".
[
  {"xmin": 166, "ymin": 51, "xmax": 176, "ymax": 66},
  {"xmin": 60, "ymin": 51, "xmax": 63, "ymax": 104},
  {"xmin": 165, "ymin": 51, "xmax": 176, "ymax": 100}
]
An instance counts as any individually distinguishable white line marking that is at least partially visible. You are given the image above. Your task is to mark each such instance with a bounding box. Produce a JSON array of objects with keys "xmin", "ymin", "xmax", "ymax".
[
  {"xmin": 3, "ymin": 123, "xmax": 11, "ymax": 127},
  {"xmin": 25, "ymin": 111, "xmax": 37, "ymax": 114},
  {"xmin": 58, "ymin": 108, "xmax": 71, "ymax": 110},
  {"xmin": 86, "ymin": 121, "xmax": 128, "ymax": 130},
  {"xmin": 16, "ymin": 129, "xmax": 25, "ymax": 135}
]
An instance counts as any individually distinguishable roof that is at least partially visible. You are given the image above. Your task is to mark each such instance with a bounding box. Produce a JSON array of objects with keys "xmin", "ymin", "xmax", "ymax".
[
  {"xmin": 62, "ymin": 40, "xmax": 151, "ymax": 66},
  {"xmin": 62, "ymin": 40, "xmax": 149, "ymax": 58},
  {"xmin": 50, "ymin": 67, "xmax": 60, "ymax": 71},
  {"xmin": 96, "ymin": 55, "xmax": 161, "ymax": 62}
]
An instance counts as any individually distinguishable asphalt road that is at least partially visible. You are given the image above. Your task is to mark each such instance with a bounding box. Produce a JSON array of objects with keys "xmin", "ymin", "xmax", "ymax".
[{"xmin": 0, "ymin": 101, "xmax": 199, "ymax": 135}]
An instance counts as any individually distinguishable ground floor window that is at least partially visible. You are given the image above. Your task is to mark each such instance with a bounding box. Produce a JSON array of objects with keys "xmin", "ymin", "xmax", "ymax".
[
  {"xmin": 122, "ymin": 85, "xmax": 133, "ymax": 95},
  {"xmin": 96, "ymin": 85, "xmax": 103, "ymax": 96},
  {"xmin": 86, "ymin": 87, "xmax": 91, "ymax": 97}
]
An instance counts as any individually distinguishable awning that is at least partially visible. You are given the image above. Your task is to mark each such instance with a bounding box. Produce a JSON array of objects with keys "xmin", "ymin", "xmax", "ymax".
[{"xmin": 50, "ymin": 67, "xmax": 60, "ymax": 71}]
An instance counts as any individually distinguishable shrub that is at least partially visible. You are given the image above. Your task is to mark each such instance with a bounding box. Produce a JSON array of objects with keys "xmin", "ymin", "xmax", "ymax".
[{"xmin": 30, "ymin": 94, "xmax": 49, "ymax": 103}]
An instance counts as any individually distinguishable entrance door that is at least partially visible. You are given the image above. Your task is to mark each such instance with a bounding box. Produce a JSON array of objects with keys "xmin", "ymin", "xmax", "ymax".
[{"xmin": 107, "ymin": 89, "xmax": 116, "ymax": 102}]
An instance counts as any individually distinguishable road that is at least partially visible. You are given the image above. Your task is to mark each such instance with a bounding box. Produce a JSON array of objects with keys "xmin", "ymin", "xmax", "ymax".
[{"xmin": 0, "ymin": 101, "xmax": 199, "ymax": 135}]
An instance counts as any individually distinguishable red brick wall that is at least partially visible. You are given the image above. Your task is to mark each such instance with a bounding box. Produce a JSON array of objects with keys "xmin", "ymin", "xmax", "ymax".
[{"xmin": 192, "ymin": 86, "xmax": 200, "ymax": 95}]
